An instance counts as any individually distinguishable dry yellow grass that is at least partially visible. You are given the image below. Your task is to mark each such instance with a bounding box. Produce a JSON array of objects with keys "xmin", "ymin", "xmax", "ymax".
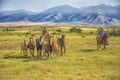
[{"xmin": 0, "ymin": 26, "xmax": 120, "ymax": 80}]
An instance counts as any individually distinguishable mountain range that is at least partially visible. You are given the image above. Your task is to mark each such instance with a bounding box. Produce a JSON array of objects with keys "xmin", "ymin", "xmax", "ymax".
[{"xmin": 0, "ymin": 4, "xmax": 120, "ymax": 26}]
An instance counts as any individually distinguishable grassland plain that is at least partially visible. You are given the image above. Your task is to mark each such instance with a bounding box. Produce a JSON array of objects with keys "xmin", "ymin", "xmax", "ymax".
[{"xmin": 0, "ymin": 26, "xmax": 120, "ymax": 80}]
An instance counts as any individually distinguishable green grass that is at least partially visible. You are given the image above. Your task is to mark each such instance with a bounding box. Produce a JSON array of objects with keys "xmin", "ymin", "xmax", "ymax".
[{"xmin": 0, "ymin": 26, "xmax": 120, "ymax": 80}]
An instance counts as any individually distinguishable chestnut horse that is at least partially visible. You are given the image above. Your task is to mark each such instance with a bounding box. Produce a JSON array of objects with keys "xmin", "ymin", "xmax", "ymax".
[
  {"xmin": 20, "ymin": 39, "xmax": 27, "ymax": 56},
  {"xmin": 51, "ymin": 37, "xmax": 60, "ymax": 57},
  {"xmin": 27, "ymin": 37, "xmax": 35, "ymax": 58}
]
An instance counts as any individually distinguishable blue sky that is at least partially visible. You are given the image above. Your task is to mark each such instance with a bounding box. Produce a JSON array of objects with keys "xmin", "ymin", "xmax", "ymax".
[{"xmin": 0, "ymin": 0, "xmax": 119, "ymax": 12}]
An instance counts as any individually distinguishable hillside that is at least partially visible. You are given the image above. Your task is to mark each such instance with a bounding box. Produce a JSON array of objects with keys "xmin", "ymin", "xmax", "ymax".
[{"xmin": 0, "ymin": 4, "xmax": 120, "ymax": 26}]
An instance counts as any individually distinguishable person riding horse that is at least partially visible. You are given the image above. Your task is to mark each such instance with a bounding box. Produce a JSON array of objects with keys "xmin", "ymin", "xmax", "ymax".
[
  {"xmin": 97, "ymin": 28, "xmax": 108, "ymax": 45},
  {"xmin": 96, "ymin": 28, "xmax": 109, "ymax": 50},
  {"xmin": 42, "ymin": 27, "xmax": 48, "ymax": 36}
]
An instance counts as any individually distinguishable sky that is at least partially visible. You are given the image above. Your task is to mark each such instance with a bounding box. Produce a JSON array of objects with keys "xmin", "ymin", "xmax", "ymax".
[{"xmin": 0, "ymin": 0, "xmax": 119, "ymax": 12}]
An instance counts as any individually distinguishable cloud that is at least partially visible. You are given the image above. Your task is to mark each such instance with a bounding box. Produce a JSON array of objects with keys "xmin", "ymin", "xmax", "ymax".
[
  {"xmin": 0, "ymin": 0, "xmax": 4, "ymax": 9},
  {"xmin": 0, "ymin": 0, "xmax": 4, "ymax": 5},
  {"xmin": 112, "ymin": 0, "xmax": 120, "ymax": 4}
]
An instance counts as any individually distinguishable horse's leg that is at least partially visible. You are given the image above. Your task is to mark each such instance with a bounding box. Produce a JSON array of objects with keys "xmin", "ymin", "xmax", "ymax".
[
  {"xmin": 20, "ymin": 48, "xmax": 22, "ymax": 55},
  {"xmin": 23, "ymin": 49, "xmax": 26, "ymax": 56},
  {"xmin": 23, "ymin": 50, "xmax": 25, "ymax": 56},
  {"xmin": 60, "ymin": 46, "xmax": 62, "ymax": 56},
  {"xmin": 57, "ymin": 49, "xmax": 60, "ymax": 57},
  {"xmin": 97, "ymin": 39, "xmax": 101, "ymax": 50},
  {"xmin": 53, "ymin": 51, "xmax": 55, "ymax": 58},
  {"xmin": 102, "ymin": 44, "xmax": 106, "ymax": 51},
  {"xmin": 97, "ymin": 43, "xmax": 100, "ymax": 50},
  {"xmin": 102, "ymin": 45, "xmax": 104, "ymax": 51},
  {"xmin": 47, "ymin": 51, "xmax": 49, "ymax": 59},
  {"xmin": 30, "ymin": 49, "xmax": 34, "ymax": 59},
  {"xmin": 98, "ymin": 43, "xmax": 102, "ymax": 50},
  {"xmin": 31, "ymin": 49, "xmax": 34, "ymax": 59},
  {"xmin": 25, "ymin": 48, "xmax": 27, "ymax": 56},
  {"xmin": 42, "ymin": 46, "xmax": 45, "ymax": 56},
  {"xmin": 63, "ymin": 45, "xmax": 66, "ymax": 53},
  {"xmin": 105, "ymin": 45, "xmax": 106, "ymax": 51},
  {"xmin": 37, "ymin": 49, "xmax": 39, "ymax": 59},
  {"xmin": 30, "ymin": 49, "xmax": 32, "ymax": 57},
  {"xmin": 40, "ymin": 49, "xmax": 42, "ymax": 58},
  {"xmin": 50, "ymin": 51, "xmax": 52, "ymax": 59},
  {"xmin": 25, "ymin": 49, "xmax": 27, "ymax": 56}
]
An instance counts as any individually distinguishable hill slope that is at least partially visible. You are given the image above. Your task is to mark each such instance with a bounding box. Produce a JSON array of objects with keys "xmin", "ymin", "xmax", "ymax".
[{"xmin": 0, "ymin": 4, "xmax": 120, "ymax": 26}]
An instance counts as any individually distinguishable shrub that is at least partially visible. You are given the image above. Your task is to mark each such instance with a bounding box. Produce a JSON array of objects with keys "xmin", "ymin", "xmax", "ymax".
[
  {"xmin": 3, "ymin": 27, "xmax": 15, "ymax": 31},
  {"xmin": 52, "ymin": 32, "xmax": 56, "ymax": 35},
  {"xmin": 31, "ymin": 34, "xmax": 35, "ymax": 37},
  {"xmin": 56, "ymin": 29, "xmax": 62, "ymax": 32},
  {"xmin": 69, "ymin": 27, "xmax": 82, "ymax": 33},
  {"xmin": 108, "ymin": 27, "xmax": 120, "ymax": 36}
]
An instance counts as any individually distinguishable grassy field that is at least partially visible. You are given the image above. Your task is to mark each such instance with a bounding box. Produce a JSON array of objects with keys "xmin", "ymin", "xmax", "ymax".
[{"xmin": 0, "ymin": 25, "xmax": 120, "ymax": 80}]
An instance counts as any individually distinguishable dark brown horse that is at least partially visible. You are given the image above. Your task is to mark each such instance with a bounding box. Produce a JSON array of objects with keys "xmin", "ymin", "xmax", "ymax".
[
  {"xmin": 36, "ymin": 37, "xmax": 42, "ymax": 59},
  {"xmin": 20, "ymin": 39, "xmax": 27, "ymax": 56},
  {"xmin": 27, "ymin": 37, "xmax": 35, "ymax": 57},
  {"xmin": 96, "ymin": 34, "xmax": 108, "ymax": 50},
  {"xmin": 57, "ymin": 34, "xmax": 66, "ymax": 55}
]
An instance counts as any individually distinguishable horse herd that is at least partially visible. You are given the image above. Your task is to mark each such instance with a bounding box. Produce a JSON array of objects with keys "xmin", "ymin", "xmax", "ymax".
[
  {"xmin": 20, "ymin": 32, "xmax": 109, "ymax": 59},
  {"xmin": 20, "ymin": 34, "xmax": 66, "ymax": 59}
]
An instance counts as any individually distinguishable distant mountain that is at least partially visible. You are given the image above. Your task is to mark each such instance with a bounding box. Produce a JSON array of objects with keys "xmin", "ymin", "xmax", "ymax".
[
  {"xmin": 0, "ymin": 10, "xmax": 37, "ymax": 22},
  {"xmin": 30, "ymin": 5, "xmax": 80, "ymax": 22},
  {"xmin": 0, "ymin": 4, "xmax": 120, "ymax": 26},
  {"xmin": 73, "ymin": 4, "xmax": 120, "ymax": 25}
]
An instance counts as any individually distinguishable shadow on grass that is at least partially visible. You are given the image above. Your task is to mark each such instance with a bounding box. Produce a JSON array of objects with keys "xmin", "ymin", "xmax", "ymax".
[
  {"xmin": 81, "ymin": 49, "xmax": 97, "ymax": 52},
  {"xmin": 3, "ymin": 55, "xmax": 48, "ymax": 62},
  {"xmin": 3, "ymin": 55, "xmax": 31, "ymax": 59},
  {"xmin": 22, "ymin": 57, "xmax": 48, "ymax": 62}
]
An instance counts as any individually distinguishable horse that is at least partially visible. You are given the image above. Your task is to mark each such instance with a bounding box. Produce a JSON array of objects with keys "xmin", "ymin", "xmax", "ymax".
[
  {"xmin": 57, "ymin": 34, "xmax": 66, "ymax": 55},
  {"xmin": 41, "ymin": 35, "xmax": 52, "ymax": 59},
  {"xmin": 20, "ymin": 39, "xmax": 27, "ymax": 56},
  {"xmin": 36, "ymin": 37, "xmax": 42, "ymax": 59},
  {"xmin": 27, "ymin": 37, "xmax": 35, "ymax": 58},
  {"xmin": 51, "ymin": 37, "xmax": 60, "ymax": 57},
  {"xmin": 44, "ymin": 42, "xmax": 52, "ymax": 59},
  {"xmin": 96, "ymin": 34, "xmax": 109, "ymax": 51}
]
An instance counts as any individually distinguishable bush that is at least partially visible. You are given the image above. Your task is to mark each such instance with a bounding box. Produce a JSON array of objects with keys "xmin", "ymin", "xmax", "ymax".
[
  {"xmin": 69, "ymin": 27, "xmax": 82, "ymax": 33},
  {"xmin": 31, "ymin": 34, "xmax": 35, "ymax": 37},
  {"xmin": 52, "ymin": 32, "xmax": 56, "ymax": 35},
  {"xmin": 56, "ymin": 29, "xmax": 62, "ymax": 32},
  {"xmin": 108, "ymin": 27, "xmax": 120, "ymax": 36},
  {"xmin": 3, "ymin": 27, "xmax": 15, "ymax": 31},
  {"xmin": 90, "ymin": 31, "xmax": 94, "ymax": 34}
]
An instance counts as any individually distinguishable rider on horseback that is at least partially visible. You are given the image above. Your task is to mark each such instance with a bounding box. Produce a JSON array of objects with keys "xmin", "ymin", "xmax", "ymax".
[
  {"xmin": 97, "ymin": 28, "xmax": 108, "ymax": 45},
  {"xmin": 42, "ymin": 27, "xmax": 48, "ymax": 36}
]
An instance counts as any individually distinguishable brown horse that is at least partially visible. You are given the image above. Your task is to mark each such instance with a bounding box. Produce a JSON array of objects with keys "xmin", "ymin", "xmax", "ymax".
[
  {"xmin": 27, "ymin": 37, "xmax": 35, "ymax": 57},
  {"xmin": 96, "ymin": 34, "xmax": 108, "ymax": 50},
  {"xmin": 51, "ymin": 37, "xmax": 60, "ymax": 57},
  {"xmin": 57, "ymin": 34, "xmax": 66, "ymax": 55},
  {"xmin": 41, "ymin": 34, "xmax": 53, "ymax": 59},
  {"xmin": 20, "ymin": 39, "xmax": 27, "ymax": 56}
]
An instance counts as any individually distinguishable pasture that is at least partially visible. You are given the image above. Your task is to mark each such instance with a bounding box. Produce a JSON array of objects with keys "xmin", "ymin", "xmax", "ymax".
[{"xmin": 0, "ymin": 25, "xmax": 120, "ymax": 80}]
